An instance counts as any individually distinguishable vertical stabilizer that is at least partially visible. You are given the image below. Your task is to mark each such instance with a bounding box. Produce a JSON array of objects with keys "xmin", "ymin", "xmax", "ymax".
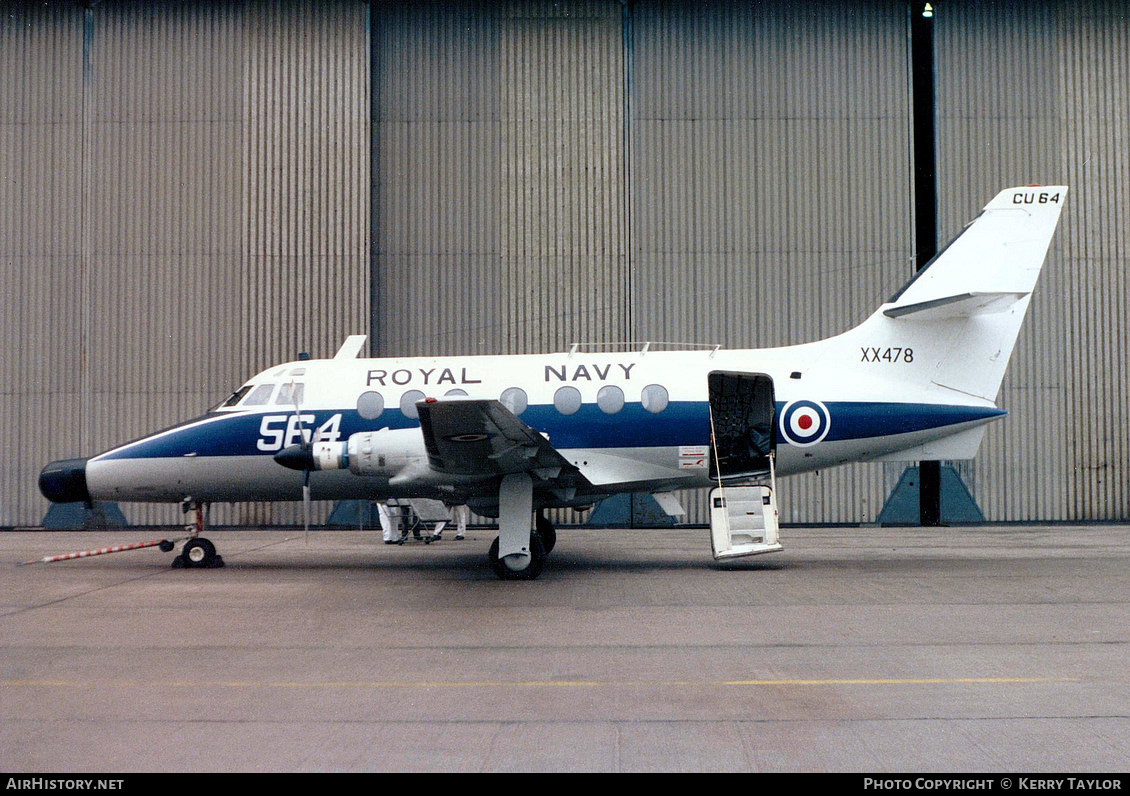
[{"xmin": 811, "ymin": 186, "xmax": 1067, "ymax": 408}]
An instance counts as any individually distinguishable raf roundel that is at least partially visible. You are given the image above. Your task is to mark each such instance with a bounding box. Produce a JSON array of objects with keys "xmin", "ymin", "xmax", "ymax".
[{"xmin": 779, "ymin": 399, "xmax": 831, "ymax": 447}]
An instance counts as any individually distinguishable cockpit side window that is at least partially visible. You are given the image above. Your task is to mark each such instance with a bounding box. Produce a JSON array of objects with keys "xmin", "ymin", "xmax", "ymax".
[
  {"xmin": 220, "ymin": 385, "xmax": 252, "ymax": 408},
  {"xmin": 242, "ymin": 383, "xmax": 276, "ymax": 406}
]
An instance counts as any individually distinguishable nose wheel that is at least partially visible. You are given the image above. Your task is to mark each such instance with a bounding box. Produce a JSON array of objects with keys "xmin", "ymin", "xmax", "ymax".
[
  {"xmin": 172, "ymin": 501, "xmax": 224, "ymax": 568},
  {"xmin": 174, "ymin": 537, "xmax": 224, "ymax": 568}
]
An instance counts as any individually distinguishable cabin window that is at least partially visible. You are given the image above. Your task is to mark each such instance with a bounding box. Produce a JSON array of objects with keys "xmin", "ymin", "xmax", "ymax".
[
  {"xmin": 553, "ymin": 386, "xmax": 582, "ymax": 416},
  {"xmin": 500, "ymin": 387, "xmax": 528, "ymax": 415},
  {"xmin": 242, "ymin": 383, "xmax": 275, "ymax": 406},
  {"xmin": 641, "ymin": 384, "xmax": 669, "ymax": 414},
  {"xmin": 597, "ymin": 385, "xmax": 625, "ymax": 414},
  {"xmin": 276, "ymin": 382, "xmax": 304, "ymax": 406},
  {"xmin": 357, "ymin": 391, "xmax": 385, "ymax": 420},
  {"xmin": 400, "ymin": 389, "xmax": 426, "ymax": 419},
  {"xmin": 444, "ymin": 388, "xmax": 468, "ymax": 397}
]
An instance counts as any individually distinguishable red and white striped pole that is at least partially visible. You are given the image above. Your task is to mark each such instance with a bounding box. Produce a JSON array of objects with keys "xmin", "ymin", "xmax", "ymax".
[{"xmin": 18, "ymin": 537, "xmax": 179, "ymax": 566}]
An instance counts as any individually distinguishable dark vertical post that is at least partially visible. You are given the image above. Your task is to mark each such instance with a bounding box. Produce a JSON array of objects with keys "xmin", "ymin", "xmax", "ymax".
[
  {"xmin": 621, "ymin": 0, "xmax": 634, "ymax": 347},
  {"xmin": 911, "ymin": 3, "xmax": 941, "ymax": 526},
  {"xmin": 369, "ymin": 3, "xmax": 381, "ymax": 357},
  {"xmin": 622, "ymin": 0, "xmax": 635, "ymax": 528}
]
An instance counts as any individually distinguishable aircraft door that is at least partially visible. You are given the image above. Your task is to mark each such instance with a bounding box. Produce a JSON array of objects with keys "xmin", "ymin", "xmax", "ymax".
[
  {"xmin": 707, "ymin": 371, "xmax": 775, "ymax": 481},
  {"xmin": 707, "ymin": 372, "xmax": 782, "ymax": 559}
]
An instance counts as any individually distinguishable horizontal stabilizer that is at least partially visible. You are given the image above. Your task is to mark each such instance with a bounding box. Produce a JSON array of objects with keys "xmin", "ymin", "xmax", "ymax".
[
  {"xmin": 884, "ymin": 291, "xmax": 1029, "ymax": 321},
  {"xmin": 652, "ymin": 491, "xmax": 686, "ymax": 517},
  {"xmin": 887, "ymin": 186, "xmax": 1066, "ymax": 311}
]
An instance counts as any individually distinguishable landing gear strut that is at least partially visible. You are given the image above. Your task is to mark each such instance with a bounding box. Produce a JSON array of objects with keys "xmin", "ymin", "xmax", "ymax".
[
  {"xmin": 172, "ymin": 501, "xmax": 224, "ymax": 569},
  {"xmin": 486, "ymin": 474, "xmax": 555, "ymax": 580}
]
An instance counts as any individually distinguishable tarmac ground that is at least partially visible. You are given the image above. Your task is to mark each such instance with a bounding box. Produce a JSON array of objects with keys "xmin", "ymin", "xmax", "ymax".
[{"xmin": 2, "ymin": 523, "xmax": 1128, "ymax": 772}]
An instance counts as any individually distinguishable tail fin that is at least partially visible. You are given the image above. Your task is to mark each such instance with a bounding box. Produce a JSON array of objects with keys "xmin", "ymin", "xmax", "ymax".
[{"xmin": 816, "ymin": 185, "xmax": 1067, "ymax": 406}]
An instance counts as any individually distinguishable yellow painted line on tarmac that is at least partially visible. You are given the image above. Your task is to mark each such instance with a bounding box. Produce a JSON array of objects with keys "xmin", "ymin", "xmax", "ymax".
[
  {"xmin": 721, "ymin": 676, "xmax": 1078, "ymax": 686},
  {"xmin": 0, "ymin": 676, "xmax": 1079, "ymax": 689}
]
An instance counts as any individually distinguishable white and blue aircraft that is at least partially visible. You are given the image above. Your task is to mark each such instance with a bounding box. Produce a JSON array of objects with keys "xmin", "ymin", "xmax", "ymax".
[{"xmin": 40, "ymin": 186, "xmax": 1067, "ymax": 579}]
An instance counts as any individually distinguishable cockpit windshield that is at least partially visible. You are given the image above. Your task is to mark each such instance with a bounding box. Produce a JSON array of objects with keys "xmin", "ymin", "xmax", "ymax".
[
  {"xmin": 213, "ymin": 375, "xmax": 303, "ymax": 412},
  {"xmin": 242, "ymin": 384, "xmax": 276, "ymax": 406}
]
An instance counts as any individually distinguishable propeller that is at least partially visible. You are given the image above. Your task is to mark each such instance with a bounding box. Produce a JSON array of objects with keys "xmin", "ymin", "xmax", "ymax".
[{"xmin": 278, "ymin": 379, "xmax": 313, "ymax": 544}]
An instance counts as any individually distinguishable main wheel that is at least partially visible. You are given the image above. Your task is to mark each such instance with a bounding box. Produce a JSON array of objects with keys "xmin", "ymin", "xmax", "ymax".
[
  {"xmin": 535, "ymin": 513, "xmax": 556, "ymax": 554},
  {"xmin": 488, "ymin": 533, "xmax": 547, "ymax": 581},
  {"xmin": 182, "ymin": 537, "xmax": 218, "ymax": 568}
]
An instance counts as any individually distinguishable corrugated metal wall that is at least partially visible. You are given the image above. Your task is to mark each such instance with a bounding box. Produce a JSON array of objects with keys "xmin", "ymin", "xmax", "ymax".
[
  {"xmin": 935, "ymin": 0, "xmax": 1130, "ymax": 522},
  {"xmin": 373, "ymin": 0, "xmax": 628, "ymax": 357},
  {"xmin": 0, "ymin": 2, "xmax": 85, "ymax": 528},
  {"xmin": 245, "ymin": 1, "xmax": 371, "ymax": 373},
  {"xmin": 0, "ymin": 0, "xmax": 369, "ymax": 527}
]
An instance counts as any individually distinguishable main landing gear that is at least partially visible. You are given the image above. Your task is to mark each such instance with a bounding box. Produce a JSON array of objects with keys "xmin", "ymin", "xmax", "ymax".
[
  {"xmin": 486, "ymin": 473, "xmax": 555, "ymax": 580},
  {"xmin": 535, "ymin": 511, "xmax": 556, "ymax": 554},
  {"xmin": 171, "ymin": 501, "xmax": 224, "ymax": 569},
  {"xmin": 488, "ymin": 531, "xmax": 546, "ymax": 581}
]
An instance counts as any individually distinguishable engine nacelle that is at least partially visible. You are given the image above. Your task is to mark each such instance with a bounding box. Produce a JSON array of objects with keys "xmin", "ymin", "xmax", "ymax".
[{"xmin": 312, "ymin": 428, "xmax": 427, "ymax": 478}]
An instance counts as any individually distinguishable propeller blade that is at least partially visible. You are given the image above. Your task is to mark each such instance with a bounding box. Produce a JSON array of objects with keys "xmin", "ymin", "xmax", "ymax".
[
  {"xmin": 302, "ymin": 472, "xmax": 311, "ymax": 546},
  {"xmin": 285, "ymin": 378, "xmax": 314, "ymax": 544}
]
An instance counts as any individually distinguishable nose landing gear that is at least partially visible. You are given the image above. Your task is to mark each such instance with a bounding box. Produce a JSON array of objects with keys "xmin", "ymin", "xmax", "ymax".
[
  {"xmin": 174, "ymin": 537, "xmax": 223, "ymax": 569},
  {"xmin": 172, "ymin": 501, "xmax": 224, "ymax": 569}
]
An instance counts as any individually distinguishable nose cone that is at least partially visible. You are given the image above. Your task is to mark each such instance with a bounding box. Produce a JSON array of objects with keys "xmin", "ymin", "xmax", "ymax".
[{"xmin": 39, "ymin": 458, "xmax": 92, "ymax": 503}]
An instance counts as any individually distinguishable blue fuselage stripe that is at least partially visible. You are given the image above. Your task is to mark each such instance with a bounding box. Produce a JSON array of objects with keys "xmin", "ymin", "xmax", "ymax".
[{"xmin": 97, "ymin": 402, "xmax": 1006, "ymax": 461}]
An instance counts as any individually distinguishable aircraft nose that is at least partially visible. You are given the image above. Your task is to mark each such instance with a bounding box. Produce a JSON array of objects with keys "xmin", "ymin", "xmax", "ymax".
[{"xmin": 39, "ymin": 458, "xmax": 91, "ymax": 503}]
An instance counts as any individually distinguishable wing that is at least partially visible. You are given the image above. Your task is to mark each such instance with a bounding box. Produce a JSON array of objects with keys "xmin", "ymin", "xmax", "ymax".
[{"xmin": 415, "ymin": 398, "xmax": 578, "ymax": 482}]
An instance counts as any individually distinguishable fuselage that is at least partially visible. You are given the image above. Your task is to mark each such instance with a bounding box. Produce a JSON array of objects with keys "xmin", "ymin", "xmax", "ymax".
[
  {"xmin": 33, "ymin": 185, "xmax": 1063, "ymax": 581},
  {"xmin": 49, "ymin": 342, "xmax": 1005, "ymax": 511}
]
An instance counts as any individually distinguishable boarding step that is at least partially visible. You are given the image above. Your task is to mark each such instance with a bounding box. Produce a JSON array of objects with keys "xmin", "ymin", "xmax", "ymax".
[{"xmin": 709, "ymin": 484, "xmax": 782, "ymax": 560}]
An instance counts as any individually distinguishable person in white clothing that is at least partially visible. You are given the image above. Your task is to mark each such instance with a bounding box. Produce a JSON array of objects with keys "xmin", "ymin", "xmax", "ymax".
[
  {"xmin": 377, "ymin": 502, "xmax": 401, "ymax": 544},
  {"xmin": 452, "ymin": 504, "xmax": 469, "ymax": 540}
]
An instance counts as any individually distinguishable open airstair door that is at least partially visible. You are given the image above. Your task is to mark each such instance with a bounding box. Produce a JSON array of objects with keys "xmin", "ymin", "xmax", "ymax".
[
  {"xmin": 707, "ymin": 372, "xmax": 782, "ymax": 559},
  {"xmin": 708, "ymin": 372, "xmax": 775, "ymax": 480}
]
